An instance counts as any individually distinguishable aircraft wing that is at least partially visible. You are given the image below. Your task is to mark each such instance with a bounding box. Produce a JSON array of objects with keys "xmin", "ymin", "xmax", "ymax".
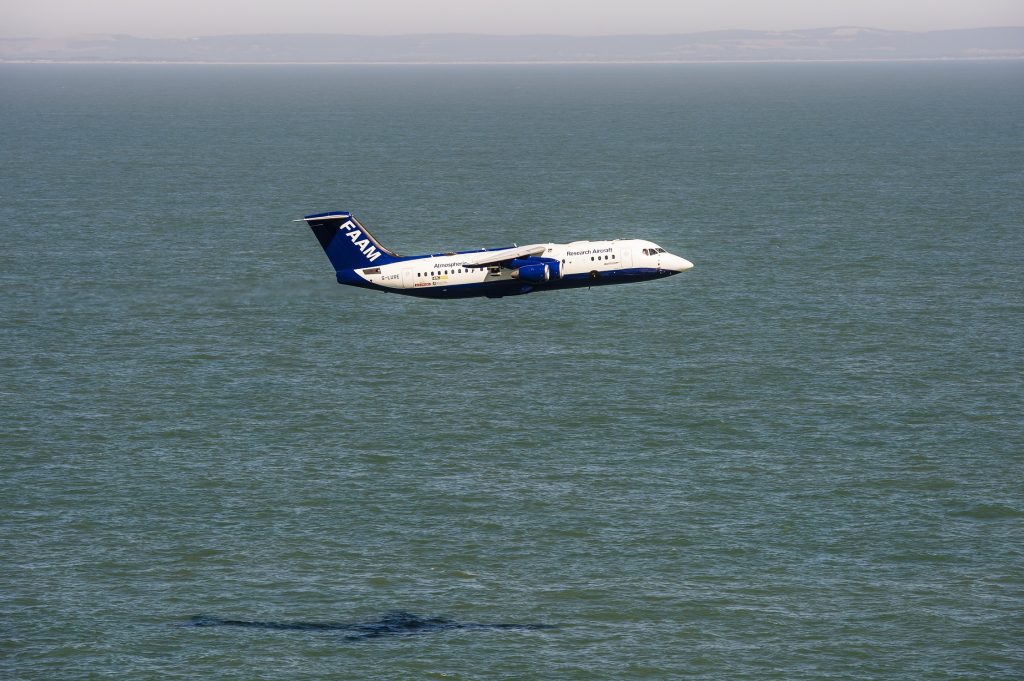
[{"xmin": 461, "ymin": 244, "xmax": 547, "ymax": 268}]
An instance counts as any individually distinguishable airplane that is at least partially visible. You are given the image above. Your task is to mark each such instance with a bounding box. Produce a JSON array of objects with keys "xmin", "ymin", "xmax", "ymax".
[{"xmin": 302, "ymin": 211, "xmax": 693, "ymax": 299}]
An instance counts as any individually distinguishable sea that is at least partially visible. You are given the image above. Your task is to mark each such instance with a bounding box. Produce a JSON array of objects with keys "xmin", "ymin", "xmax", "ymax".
[{"xmin": 1, "ymin": 61, "xmax": 1022, "ymax": 680}]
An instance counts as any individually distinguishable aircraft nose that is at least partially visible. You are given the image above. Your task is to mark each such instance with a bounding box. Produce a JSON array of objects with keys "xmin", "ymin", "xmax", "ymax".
[{"xmin": 664, "ymin": 254, "xmax": 694, "ymax": 272}]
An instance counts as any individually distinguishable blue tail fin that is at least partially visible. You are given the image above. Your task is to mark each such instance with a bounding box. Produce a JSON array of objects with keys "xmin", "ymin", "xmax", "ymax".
[{"xmin": 303, "ymin": 212, "xmax": 401, "ymax": 271}]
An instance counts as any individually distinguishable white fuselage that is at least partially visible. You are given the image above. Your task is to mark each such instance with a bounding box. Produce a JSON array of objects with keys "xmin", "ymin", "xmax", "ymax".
[{"xmin": 353, "ymin": 239, "xmax": 692, "ymax": 292}]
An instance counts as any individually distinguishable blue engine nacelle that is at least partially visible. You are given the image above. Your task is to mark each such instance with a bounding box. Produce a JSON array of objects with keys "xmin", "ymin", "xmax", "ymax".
[
  {"xmin": 512, "ymin": 263, "xmax": 549, "ymax": 282},
  {"xmin": 510, "ymin": 257, "xmax": 561, "ymax": 282}
]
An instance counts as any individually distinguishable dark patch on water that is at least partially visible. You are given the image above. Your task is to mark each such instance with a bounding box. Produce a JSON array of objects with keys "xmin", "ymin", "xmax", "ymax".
[
  {"xmin": 949, "ymin": 503, "xmax": 1023, "ymax": 520},
  {"xmin": 181, "ymin": 611, "xmax": 555, "ymax": 640}
]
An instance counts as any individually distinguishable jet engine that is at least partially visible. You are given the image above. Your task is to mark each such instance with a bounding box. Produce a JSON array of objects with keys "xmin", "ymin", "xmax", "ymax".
[
  {"xmin": 511, "ymin": 263, "xmax": 549, "ymax": 282},
  {"xmin": 510, "ymin": 257, "xmax": 561, "ymax": 283}
]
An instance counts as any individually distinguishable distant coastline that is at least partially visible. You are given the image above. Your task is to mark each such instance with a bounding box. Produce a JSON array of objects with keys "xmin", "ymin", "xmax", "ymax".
[
  {"xmin": 2, "ymin": 27, "xmax": 1022, "ymax": 64},
  {"xmin": 4, "ymin": 57, "xmax": 1024, "ymax": 66}
]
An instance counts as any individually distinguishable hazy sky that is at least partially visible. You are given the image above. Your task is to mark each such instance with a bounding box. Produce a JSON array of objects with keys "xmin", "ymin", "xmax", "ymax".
[{"xmin": 4, "ymin": 0, "xmax": 1023, "ymax": 38}]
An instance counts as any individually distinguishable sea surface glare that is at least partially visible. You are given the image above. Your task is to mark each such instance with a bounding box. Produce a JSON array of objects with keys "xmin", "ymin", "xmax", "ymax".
[{"xmin": 1, "ymin": 62, "xmax": 1022, "ymax": 680}]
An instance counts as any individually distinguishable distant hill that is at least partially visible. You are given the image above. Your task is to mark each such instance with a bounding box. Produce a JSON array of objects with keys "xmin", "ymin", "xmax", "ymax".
[{"xmin": 2, "ymin": 27, "xmax": 1023, "ymax": 63}]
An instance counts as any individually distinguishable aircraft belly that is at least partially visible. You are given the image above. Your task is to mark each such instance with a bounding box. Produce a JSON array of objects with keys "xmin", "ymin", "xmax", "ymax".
[{"xmin": 385, "ymin": 267, "xmax": 670, "ymax": 298}]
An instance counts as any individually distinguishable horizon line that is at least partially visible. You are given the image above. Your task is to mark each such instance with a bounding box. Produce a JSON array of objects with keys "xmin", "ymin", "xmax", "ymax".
[
  {"xmin": 3, "ymin": 25, "xmax": 1024, "ymax": 41},
  {"xmin": 5, "ymin": 57, "xmax": 1023, "ymax": 66}
]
